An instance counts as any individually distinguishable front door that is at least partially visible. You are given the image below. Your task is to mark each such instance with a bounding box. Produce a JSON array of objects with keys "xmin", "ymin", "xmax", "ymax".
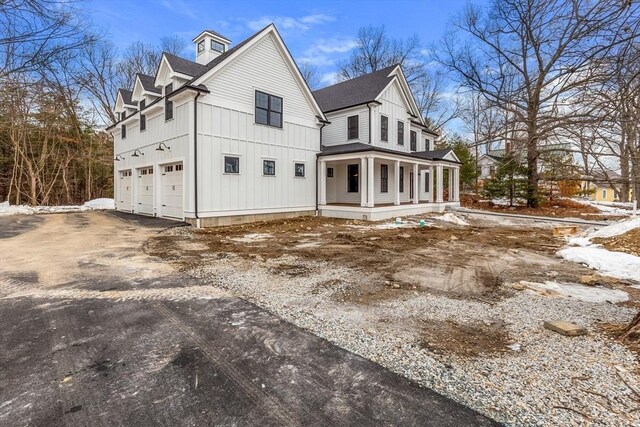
[{"xmin": 410, "ymin": 172, "xmax": 414, "ymax": 199}]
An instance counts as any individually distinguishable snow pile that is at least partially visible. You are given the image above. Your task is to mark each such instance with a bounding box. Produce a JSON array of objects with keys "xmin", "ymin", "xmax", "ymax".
[
  {"xmin": 436, "ymin": 213, "xmax": 469, "ymax": 226},
  {"xmin": 521, "ymin": 280, "xmax": 629, "ymax": 303},
  {"xmin": 558, "ymin": 217, "xmax": 640, "ymax": 282},
  {"xmin": 575, "ymin": 199, "xmax": 634, "ymax": 216},
  {"xmin": 0, "ymin": 198, "xmax": 115, "ymax": 217}
]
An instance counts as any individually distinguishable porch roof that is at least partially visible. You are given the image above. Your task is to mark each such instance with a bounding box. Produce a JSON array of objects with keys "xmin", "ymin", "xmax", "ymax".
[{"xmin": 318, "ymin": 143, "xmax": 461, "ymax": 164}]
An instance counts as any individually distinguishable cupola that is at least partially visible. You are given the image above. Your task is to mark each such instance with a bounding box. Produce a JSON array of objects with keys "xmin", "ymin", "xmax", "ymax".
[{"xmin": 193, "ymin": 30, "xmax": 231, "ymax": 65}]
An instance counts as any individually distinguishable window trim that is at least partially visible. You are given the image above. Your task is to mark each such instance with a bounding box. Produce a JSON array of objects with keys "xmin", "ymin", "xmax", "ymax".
[
  {"xmin": 381, "ymin": 164, "xmax": 389, "ymax": 193},
  {"xmin": 255, "ymin": 90, "xmax": 283, "ymax": 128},
  {"xmin": 121, "ymin": 124, "xmax": 126, "ymax": 139},
  {"xmin": 223, "ymin": 155, "xmax": 240, "ymax": 174},
  {"xmin": 399, "ymin": 166, "xmax": 404, "ymax": 193},
  {"xmin": 381, "ymin": 115, "xmax": 388, "ymax": 142},
  {"xmin": 347, "ymin": 115, "xmax": 359, "ymax": 140},
  {"xmin": 197, "ymin": 40, "xmax": 205, "ymax": 53},
  {"xmin": 397, "ymin": 121, "xmax": 404, "ymax": 145},
  {"xmin": 424, "ymin": 171, "xmax": 430, "ymax": 190},
  {"xmin": 410, "ymin": 131, "xmax": 417, "ymax": 151},
  {"xmin": 294, "ymin": 162, "xmax": 306, "ymax": 178},
  {"xmin": 262, "ymin": 159, "xmax": 276, "ymax": 176},
  {"xmin": 425, "ymin": 138, "xmax": 431, "ymax": 151},
  {"xmin": 211, "ymin": 39, "xmax": 225, "ymax": 53},
  {"xmin": 139, "ymin": 99, "xmax": 146, "ymax": 131},
  {"xmin": 165, "ymin": 83, "xmax": 174, "ymax": 122},
  {"xmin": 347, "ymin": 164, "xmax": 359, "ymax": 193}
]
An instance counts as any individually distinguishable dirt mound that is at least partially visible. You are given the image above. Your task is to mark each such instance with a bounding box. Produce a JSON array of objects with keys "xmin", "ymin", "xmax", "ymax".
[{"xmin": 593, "ymin": 227, "xmax": 640, "ymax": 257}]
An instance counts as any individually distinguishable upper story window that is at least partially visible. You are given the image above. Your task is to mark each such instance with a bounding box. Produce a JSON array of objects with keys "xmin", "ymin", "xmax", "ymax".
[
  {"xmin": 263, "ymin": 160, "xmax": 275, "ymax": 176},
  {"xmin": 255, "ymin": 91, "xmax": 283, "ymax": 128},
  {"xmin": 122, "ymin": 111, "xmax": 126, "ymax": 120},
  {"xmin": 347, "ymin": 115, "xmax": 359, "ymax": 140},
  {"xmin": 165, "ymin": 83, "xmax": 173, "ymax": 121},
  {"xmin": 397, "ymin": 121, "xmax": 404, "ymax": 145},
  {"xmin": 425, "ymin": 138, "xmax": 431, "ymax": 151},
  {"xmin": 211, "ymin": 40, "xmax": 225, "ymax": 53},
  {"xmin": 140, "ymin": 99, "xmax": 146, "ymax": 131},
  {"xmin": 410, "ymin": 131, "xmax": 417, "ymax": 151},
  {"xmin": 198, "ymin": 40, "xmax": 205, "ymax": 53},
  {"xmin": 121, "ymin": 124, "xmax": 126, "ymax": 139},
  {"xmin": 381, "ymin": 115, "xmax": 388, "ymax": 142}
]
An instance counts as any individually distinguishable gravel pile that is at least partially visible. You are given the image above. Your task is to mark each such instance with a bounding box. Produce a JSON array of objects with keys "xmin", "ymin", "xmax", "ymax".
[{"xmin": 163, "ymin": 226, "xmax": 640, "ymax": 426}]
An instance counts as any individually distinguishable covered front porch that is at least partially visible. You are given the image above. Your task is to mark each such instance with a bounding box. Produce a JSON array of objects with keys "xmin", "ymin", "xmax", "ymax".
[{"xmin": 318, "ymin": 150, "xmax": 460, "ymax": 221}]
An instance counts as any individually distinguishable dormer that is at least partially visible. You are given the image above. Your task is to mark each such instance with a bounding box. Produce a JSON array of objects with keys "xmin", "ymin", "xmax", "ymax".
[
  {"xmin": 192, "ymin": 29, "xmax": 231, "ymax": 65},
  {"xmin": 132, "ymin": 73, "xmax": 161, "ymax": 105},
  {"xmin": 115, "ymin": 89, "xmax": 136, "ymax": 120}
]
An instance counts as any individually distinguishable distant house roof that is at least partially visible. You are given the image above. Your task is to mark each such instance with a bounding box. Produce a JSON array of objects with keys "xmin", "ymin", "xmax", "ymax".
[
  {"xmin": 164, "ymin": 52, "xmax": 207, "ymax": 77},
  {"xmin": 117, "ymin": 89, "xmax": 134, "ymax": 105},
  {"xmin": 318, "ymin": 142, "xmax": 460, "ymax": 164},
  {"xmin": 137, "ymin": 73, "xmax": 161, "ymax": 94},
  {"xmin": 312, "ymin": 65, "xmax": 398, "ymax": 113}
]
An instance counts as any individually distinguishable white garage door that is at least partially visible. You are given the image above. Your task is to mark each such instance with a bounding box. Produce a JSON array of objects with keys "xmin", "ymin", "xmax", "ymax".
[
  {"xmin": 160, "ymin": 162, "xmax": 183, "ymax": 219},
  {"xmin": 136, "ymin": 166, "xmax": 154, "ymax": 215},
  {"xmin": 118, "ymin": 170, "xmax": 133, "ymax": 212}
]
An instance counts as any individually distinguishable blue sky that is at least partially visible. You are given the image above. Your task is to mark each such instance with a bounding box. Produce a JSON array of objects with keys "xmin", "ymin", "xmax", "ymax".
[{"xmin": 86, "ymin": 0, "xmax": 471, "ymax": 87}]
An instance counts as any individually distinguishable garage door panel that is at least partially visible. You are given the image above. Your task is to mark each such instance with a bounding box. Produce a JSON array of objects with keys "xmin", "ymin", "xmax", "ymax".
[
  {"xmin": 161, "ymin": 163, "xmax": 183, "ymax": 219},
  {"xmin": 136, "ymin": 167, "xmax": 154, "ymax": 215},
  {"xmin": 119, "ymin": 170, "xmax": 133, "ymax": 212}
]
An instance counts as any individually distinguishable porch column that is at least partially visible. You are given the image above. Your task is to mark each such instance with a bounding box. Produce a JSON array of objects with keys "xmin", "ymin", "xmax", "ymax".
[
  {"xmin": 413, "ymin": 163, "xmax": 419, "ymax": 204},
  {"xmin": 453, "ymin": 167, "xmax": 460, "ymax": 202},
  {"xmin": 367, "ymin": 156, "xmax": 375, "ymax": 207},
  {"xmin": 319, "ymin": 159, "xmax": 327, "ymax": 205},
  {"xmin": 428, "ymin": 165, "xmax": 434, "ymax": 202},
  {"xmin": 436, "ymin": 164, "xmax": 444, "ymax": 203},
  {"xmin": 360, "ymin": 157, "xmax": 367, "ymax": 207},
  {"xmin": 394, "ymin": 160, "xmax": 400, "ymax": 206}
]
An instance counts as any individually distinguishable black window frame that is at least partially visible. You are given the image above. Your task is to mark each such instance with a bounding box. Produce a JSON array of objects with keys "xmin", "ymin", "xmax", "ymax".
[
  {"xmin": 327, "ymin": 167, "xmax": 334, "ymax": 178},
  {"xmin": 197, "ymin": 40, "xmax": 205, "ymax": 53},
  {"xmin": 121, "ymin": 124, "xmax": 126, "ymax": 139},
  {"xmin": 294, "ymin": 162, "xmax": 305, "ymax": 177},
  {"xmin": 347, "ymin": 115, "xmax": 359, "ymax": 140},
  {"xmin": 399, "ymin": 166, "xmax": 404, "ymax": 193},
  {"xmin": 425, "ymin": 138, "xmax": 431, "ymax": 151},
  {"xmin": 347, "ymin": 164, "xmax": 359, "ymax": 193},
  {"xmin": 165, "ymin": 83, "xmax": 174, "ymax": 121},
  {"xmin": 381, "ymin": 164, "xmax": 389, "ymax": 193},
  {"xmin": 424, "ymin": 171, "xmax": 430, "ymax": 189},
  {"xmin": 139, "ymin": 99, "xmax": 146, "ymax": 131},
  {"xmin": 397, "ymin": 121, "xmax": 404, "ymax": 145},
  {"xmin": 410, "ymin": 131, "xmax": 417, "ymax": 151},
  {"xmin": 381, "ymin": 115, "xmax": 388, "ymax": 142},
  {"xmin": 211, "ymin": 39, "xmax": 225, "ymax": 53},
  {"xmin": 224, "ymin": 156, "xmax": 240, "ymax": 174},
  {"xmin": 255, "ymin": 90, "xmax": 283, "ymax": 128},
  {"xmin": 263, "ymin": 159, "xmax": 276, "ymax": 176}
]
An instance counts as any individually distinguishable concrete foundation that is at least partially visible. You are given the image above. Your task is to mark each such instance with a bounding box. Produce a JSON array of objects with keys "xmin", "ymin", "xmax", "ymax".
[{"xmin": 186, "ymin": 210, "xmax": 316, "ymax": 228}]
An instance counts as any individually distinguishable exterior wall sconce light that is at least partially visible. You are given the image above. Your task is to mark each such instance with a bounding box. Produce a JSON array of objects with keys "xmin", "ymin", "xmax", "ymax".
[
  {"xmin": 114, "ymin": 155, "xmax": 124, "ymax": 161},
  {"xmin": 132, "ymin": 149, "xmax": 144, "ymax": 157},
  {"xmin": 156, "ymin": 143, "xmax": 171, "ymax": 151}
]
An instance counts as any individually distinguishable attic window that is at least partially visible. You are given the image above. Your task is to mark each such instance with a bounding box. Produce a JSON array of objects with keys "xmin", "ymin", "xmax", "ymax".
[
  {"xmin": 165, "ymin": 83, "xmax": 173, "ymax": 121},
  {"xmin": 198, "ymin": 40, "xmax": 205, "ymax": 53},
  {"xmin": 211, "ymin": 40, "xmax": 225, "ymax": 53},
  {"xmin": 121, "ymin": 124, "xmax": 126, "ymax": 139}
]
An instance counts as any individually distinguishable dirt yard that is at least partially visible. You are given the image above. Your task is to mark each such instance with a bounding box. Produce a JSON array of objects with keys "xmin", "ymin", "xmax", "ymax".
[{"xmin": 146, "ymin": 212, "xmax": 640, "ymax": 426}]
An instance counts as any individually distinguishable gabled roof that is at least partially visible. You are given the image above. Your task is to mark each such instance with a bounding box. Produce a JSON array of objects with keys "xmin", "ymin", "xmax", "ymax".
[
  {"xmin": 163, "ymin": 52, "xmax": 207, "ymax": 77},
  {"xmin": 312, "ymin": 65, "xmax": 398, "ymax": 113},
  {"xmin": 318, "ymin": 143, "xmax": 460, "ymax": 164},
  {"xmin": 117, "ymin": 89, "xmax": 134, "ymax": 106},
  {"xmin": 137, "ymin": 73, "xmax": 161, "ymax": 94},
  {"xmin": 192, "ymin": 29, "xmax": 231, "ymax": 43}
]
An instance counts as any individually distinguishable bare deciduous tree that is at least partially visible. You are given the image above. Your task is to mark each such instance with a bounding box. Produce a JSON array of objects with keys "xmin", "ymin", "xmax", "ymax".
[{"xmin": 298, "ymin": 60, "xmax": 321, "ymax": 90}]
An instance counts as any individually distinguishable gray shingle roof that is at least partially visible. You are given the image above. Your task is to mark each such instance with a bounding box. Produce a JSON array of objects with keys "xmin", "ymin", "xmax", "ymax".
[
  {"xmin": 319, "ymin": 143, "xmax": 459, "ymax": 163},
  {"xmin": 193, "ymin": 29, "xmax": 231, "ymax": 43},
  {"xmin": 137, "ymin": 73, "xmax": 161, "ymax": 94},
  {"xmin": 164, "ymin": 52, "xmax": 207, "ymax": 76},
  {"xmin": 312, "ymin": 65, "xmax": 398, "ymax": 113},
  {"xmin": 118, "ymin": 89, "xmax": 133, "ymax": 105}
]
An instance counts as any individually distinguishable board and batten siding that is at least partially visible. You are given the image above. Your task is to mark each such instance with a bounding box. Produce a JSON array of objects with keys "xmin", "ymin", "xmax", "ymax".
[
  {"xmin": 195, "ymin": 32, "xmax": 320, "ymax": 215},
  {"xmin": 374, "ymin": 80, "xmax": 414, "ymax": 153},
  {"xmin": 322, "ymin": 107, "xmax": 370, "ymax": 146}
]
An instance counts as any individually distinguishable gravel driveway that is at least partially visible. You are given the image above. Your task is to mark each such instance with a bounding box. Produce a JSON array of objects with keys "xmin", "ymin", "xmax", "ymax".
[{"xmin": 0, "ymin": 211, "xmax": 496, "ymax": 426}]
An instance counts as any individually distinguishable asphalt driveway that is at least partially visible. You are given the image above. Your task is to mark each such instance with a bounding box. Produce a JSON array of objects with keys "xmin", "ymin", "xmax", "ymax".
[{"xmin": 0, "ymin": 211, "xmax": 497, "ymax": 426}]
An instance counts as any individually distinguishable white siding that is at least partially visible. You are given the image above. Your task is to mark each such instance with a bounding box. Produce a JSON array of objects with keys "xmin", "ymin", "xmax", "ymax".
[
  {"xmin": 322, "ymin": 107, "xmax": 370, "ymax": 146},
  {"xmin": 374, "ymin": 80, "xmax": 413, "ymax": 153}
]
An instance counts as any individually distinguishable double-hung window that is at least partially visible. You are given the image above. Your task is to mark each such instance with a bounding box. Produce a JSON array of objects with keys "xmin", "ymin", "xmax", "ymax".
[
  {"xmin": 381, "ymin": 116, "xmax": 388, "ymax": 142},
  {"xmin": 410, "ymin": 131, "xmax": 417, "ymax": 151},
  {"xmin": 397, "ymin": 121, "xmax": 404, "ymax": 145},
  {"xmin": 165, "ymin": 83, "xmax": 173, "ymax": 121},
  {"xmin": 140, "ymin": 99, "xmax": 146, "ymax": 131},
  {"xmin": 263, "ymin": 160, "xmax": 275, "ymax": 176},
  {"xmin": 347, "ymin": 164, "xmax": 359, "ymax": 193},
  {"xmin": 347, "ymin": 115, "xmax": 359, "ymax": 140},
  {"xmin": 121, "ymin": 124, "xmax": 126, "ymax": 139},
  {"xmin": 224, "ymin": 156, "xmax": 239, "ymax": 174},
  {"xmin": 381, "ymin": 164, "xmax": 389, "ymax": 193},
  {"xmin": 425, "ymin": 138, "xmax": 431, "ymax": 151},
  {"xmin": 255, "ymin": 91, "xmax": 283, "ymax": 128}
]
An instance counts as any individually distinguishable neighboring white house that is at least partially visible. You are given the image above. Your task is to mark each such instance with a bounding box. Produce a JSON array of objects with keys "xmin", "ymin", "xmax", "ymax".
[{"xmin": 107, "ymin": 24, "xmax": 460, "ymax": 226}]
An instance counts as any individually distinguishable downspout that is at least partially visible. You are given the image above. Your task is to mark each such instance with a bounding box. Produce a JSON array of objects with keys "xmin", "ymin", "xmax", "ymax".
[
  {"xmin": 194, "ymin": 91, "xmax": 201, "ymax": 226},
  {"xmin": 316, "ymin": 121, "xmax": 327, "ymax": 214}
]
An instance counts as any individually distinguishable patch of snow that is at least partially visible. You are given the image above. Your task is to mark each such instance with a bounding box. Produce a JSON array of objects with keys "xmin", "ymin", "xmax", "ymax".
[
  {"xmin": 558, "ymin": 247, "xmax": 640, "ymax": 282},
  {"xmin": 589, "ymin": 217, "xmax": 640, "ymax": 239},
  {"xmin": 507, "ymin": 343, "xmax": 521, "ymax": 352},
  {"xmin": 0, "ymin": 198, "xmax": 114, "ymax": 217},
  {"xmin": 574, "ymin": 199, "xmax": 633, "ymax": 216},
  {"xmin": 229, "ymin": 233, "xmax": 272, "ymax": 243},
  {"xmin": 375, "ymin": 220, "xmax": 420, "ymax": 229},
  {"xmin": 436, "ymin": 213, "xmax": 469, "ymax": 226},
  {"xmin": 522, "ymin": 280, "xmax": 629, "ymax": 303}
]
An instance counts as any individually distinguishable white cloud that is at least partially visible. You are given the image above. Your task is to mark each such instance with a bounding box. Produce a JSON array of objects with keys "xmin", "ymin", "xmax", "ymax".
[
  {"xmin": 247, "ymin": 14, "xmax": 335, "ymax": 32},
  {"xmin": 298, "ymin": 37, "xmax": 357, "ymax": 66},
  {"xmin": 320, "ymin": 72, "xmax": 339, "ymax": 86},
  {"xmin": 161, "ymin": 0, "xmax": 197, "ymax": 20}
]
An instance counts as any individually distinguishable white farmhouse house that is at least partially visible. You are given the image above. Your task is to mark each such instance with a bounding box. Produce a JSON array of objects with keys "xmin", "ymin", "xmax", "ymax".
[{"xmin": 107, "ymin": 24, "xmax": 460, "ymax": 226}]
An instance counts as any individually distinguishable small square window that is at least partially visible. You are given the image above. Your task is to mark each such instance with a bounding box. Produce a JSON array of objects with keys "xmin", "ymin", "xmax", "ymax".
[
  {"xmin": 263, "ymin": 159, "xmax": 275, "ymax": 176},
  {"xmin": 225, "ymin": 156, "xmax": 240, "ymax": 174},
  {"xmin": 211, "ymin": 40, "xmax": 225, "ymax": 53},
  {"xmin": 327, "ymin": 167, "xmax": 334, "ymax": 178},
  {"xmin": 175, "ymin": 164, "xmax": 183, "ymax": 171},
  {"xmin": 165, "ymin": 165, "xmax": 173, "ymax": 173},
  {"xmin": 198, "ymin": 40, "xmax": 205, "ymax": 53},
  {"xmin": 295, "ymin": 163, "xmax": 305, "ymax": 177}
]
